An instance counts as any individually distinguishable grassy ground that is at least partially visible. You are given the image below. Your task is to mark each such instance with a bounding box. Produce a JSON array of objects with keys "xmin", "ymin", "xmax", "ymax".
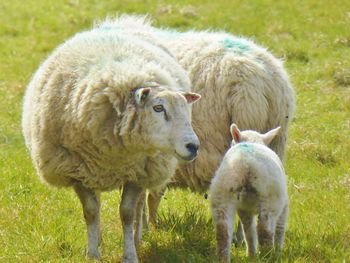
[{"xmin": 1, "ymin": 0, "xmax": 349, "ymax": 262}]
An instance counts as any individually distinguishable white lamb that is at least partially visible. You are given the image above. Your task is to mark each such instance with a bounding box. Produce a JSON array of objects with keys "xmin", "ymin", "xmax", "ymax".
[
  {"xmin": 210, "ymin": 124, "xmax": 288, "ymax": 262},
  {"xmin": 22, "ymin": 19, "xmax": 201, "ymax": 262}
]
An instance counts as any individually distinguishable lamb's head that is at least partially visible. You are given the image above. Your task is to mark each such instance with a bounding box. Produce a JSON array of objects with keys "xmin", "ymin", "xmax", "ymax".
[
  {"xmin": 133, "ymin": 85, "xmax": 201, "ymax": 161},
  {"xmin": 230, "ymin": 124, "xmax": 281, "ymax": 146}
]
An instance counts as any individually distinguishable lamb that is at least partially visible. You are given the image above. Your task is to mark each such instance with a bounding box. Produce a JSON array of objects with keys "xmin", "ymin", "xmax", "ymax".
[
  {"xmin": 22, "ymin": 19, "xmax": 201, "ymax": 262},
  {"xmin": 210, "ymin": 124, "xmax": 288, "ymax": 262}
]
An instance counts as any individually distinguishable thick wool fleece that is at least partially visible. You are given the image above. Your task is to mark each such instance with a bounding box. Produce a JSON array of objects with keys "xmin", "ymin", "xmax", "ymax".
[
  {"xmin": 96, "ymin": 15, "xmax": 295, "ymax": 192},
  {"xmin": 22, "ymin": 24, "xmax": 192, "ymax": 191}
]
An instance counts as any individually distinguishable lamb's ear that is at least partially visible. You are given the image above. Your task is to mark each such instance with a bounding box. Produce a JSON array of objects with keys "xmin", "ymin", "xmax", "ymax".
[
  {"xmin": 182, "ymin": 92, "xmax": 201, "ymax": 104},
  {"xmin": 135, "ymin": 87, "xmax": 151, "ymax": 105},
  {"xmin": 262, "ymin": 126, "xmax": 281, "ymax": 146},
  {"xmin": 230, "ymin": 123, "xmax": 241, "ymax": 144}
]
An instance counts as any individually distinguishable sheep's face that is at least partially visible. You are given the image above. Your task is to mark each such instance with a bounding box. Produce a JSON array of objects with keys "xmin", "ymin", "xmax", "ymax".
[
  {"xmin": 230, "ymin": 124, "xmax": 281, "ymax": 146},
  {"xmin": 135, "ymin": 87, "xmax": 201, "ymax": 161}
]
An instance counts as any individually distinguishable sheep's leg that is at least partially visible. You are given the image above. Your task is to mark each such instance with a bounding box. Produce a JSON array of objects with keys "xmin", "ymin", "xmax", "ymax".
[
  {"xmin": 212, "ymin": 204, "xmax": 235, "ymax": 263},
  {"xmin": 73, "ymin": 183, "xmax": 101, "ymax": 260},
  {"xmin": 274, "ymin": 205, "xmax": 288, "ymax": 251},
  {"xmin": 120, "ymin": 183, "xmax": 143, "ymax": 263},
  {"xmin": 134, "ymin": 190, "xmax": 146, "ymax": 247},
  {"xmin": 142, "ymin": 199, "xmax": 148, "ymax": 231},
  {"xmin": 147, "ymin": 186, "xmax": 166, "ymax": 226},
  {"xmin": 233, "ymin": 219, "xmax": 244, "ymax": 247},
  {"xmin": 238, "ymin": 211, "xmax": 257, "ymax": 257},
  {"xmin": 257, "ymin": 206, "xmax": 277, "ymax": 253}
]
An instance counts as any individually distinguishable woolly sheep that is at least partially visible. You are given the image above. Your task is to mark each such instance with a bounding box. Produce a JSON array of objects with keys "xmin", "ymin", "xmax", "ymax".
[
  {"xmin": 96, "ymin": 13, "xmax": 295, "ymax": 244},
  {"xmin": 210, "ymin": 124, "xmax": 288, "ymax": 262},
  {"xmin": 145, "ymin": 24, "xmax": 295, "ymax": 230},
  {"xmin": 22, "ymin": 20, "xmax": 201, "ymax": 262}
]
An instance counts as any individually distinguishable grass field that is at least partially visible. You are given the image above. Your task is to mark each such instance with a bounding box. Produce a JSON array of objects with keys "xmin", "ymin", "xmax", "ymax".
[{"xmin": 1, "ymin": 0, "xmax": 349, "ymax": 262}]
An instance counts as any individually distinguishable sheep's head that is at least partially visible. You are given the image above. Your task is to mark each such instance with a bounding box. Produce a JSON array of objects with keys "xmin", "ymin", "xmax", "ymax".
[
  {"xmin": 230, "ymin": 124, "xmax": 280, "ymax": 146},
  {"xmin": 133, "ymin": 85, "xmax": 201, "ymax": 161}
]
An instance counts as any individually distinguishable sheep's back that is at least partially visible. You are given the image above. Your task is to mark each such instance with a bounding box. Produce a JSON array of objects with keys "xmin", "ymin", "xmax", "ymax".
[{"xmin": 158, "ymin": 31, "xmax": 294, "ymax": 191}]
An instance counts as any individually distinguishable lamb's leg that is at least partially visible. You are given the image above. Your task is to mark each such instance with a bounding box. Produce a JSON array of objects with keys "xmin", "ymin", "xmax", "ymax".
[
  {"xmin": 238, "ymin": 211, "xmax": 257, "ymax": 257},
  {"xmin": 134, "ymin": 190, "xmax": 146, "ymax": 247},
  {"xmin": 73, "ymin": 183, "xmax": 101, "ymax": 260},
  {"xmin": 233, "ymin": 220, "xmax": 244, "ymax": 247},
  {"xmin": 212, "ymin": 204, "xmax": 235, "ymax": 263},
  {"xmin": 274, "ymin": 205, "xmax": 288, "ymax": 251},
  {"xmin": 120, "ymin": 182, "xmax": 143, "ymax": 263},
  {"xmin": 257, "ymin": 206, "xmax": 277, "ymax": 253},
  {"xmin": 147, "ymin": 186, "xmax": 166, "ymax": 226}
]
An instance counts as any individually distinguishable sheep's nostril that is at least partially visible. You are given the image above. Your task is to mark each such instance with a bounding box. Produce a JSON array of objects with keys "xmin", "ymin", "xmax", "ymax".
[{"xmin": 185, "ymin": 143, "xmax": 199, "ymax": 155}]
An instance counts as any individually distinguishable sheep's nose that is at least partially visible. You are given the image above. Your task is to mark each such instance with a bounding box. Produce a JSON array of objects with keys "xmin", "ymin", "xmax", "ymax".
[{"xmin": 186, "ymin": 143, "xmax": 199, "ymax": 157}]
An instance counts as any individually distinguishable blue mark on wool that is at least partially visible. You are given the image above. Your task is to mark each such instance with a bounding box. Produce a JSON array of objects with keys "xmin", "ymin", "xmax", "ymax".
[
  {"xmin": 220, "ymin": 38, "xmax": 251, "ymax": 53},
  {"xmin": 237, "ymin": 143, "xmax": 255, "ymax": 153},
  {"xmin": 156, "ymin": 29, "xmax": 181, "ymax": 38}
]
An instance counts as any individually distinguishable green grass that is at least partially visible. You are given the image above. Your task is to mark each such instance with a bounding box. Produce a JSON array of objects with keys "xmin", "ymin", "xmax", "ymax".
[{"xmin": 1, "ymin": 0, "xmax": 350, "ymax": 262}]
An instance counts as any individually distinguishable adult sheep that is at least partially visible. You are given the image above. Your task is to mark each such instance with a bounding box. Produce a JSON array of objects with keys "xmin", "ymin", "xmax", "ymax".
[
  {"xmin": 22, "ymin": 21, "xmax": 201, "ymax": 262},
  {"xmin": 97, "ymin": 17, "xmax": 295, "ymax": 230},
  {"xmin": 149, "ymin": 24, "xmax": 295, "ymax": 227}
]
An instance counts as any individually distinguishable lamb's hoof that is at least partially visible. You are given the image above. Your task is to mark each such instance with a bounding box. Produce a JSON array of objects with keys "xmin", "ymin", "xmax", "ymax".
[{"xmin": 87, "ymin": 250, "xmax": 101, "ymax": 261}]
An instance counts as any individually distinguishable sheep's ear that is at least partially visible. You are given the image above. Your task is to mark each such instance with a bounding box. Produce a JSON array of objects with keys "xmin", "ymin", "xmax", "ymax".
[
  {"xmin": 182, "ymin": 92, "xmax": 201, "ymax": 104},
  {"xmin": 262, "ymin": 126, "xmax": 281, "ymax": 146},
  {"xmin": 230, "ymin": 123, "xmax": 241, "ymax": 143},
  {"xmin": 135, "ymin": 87, "xmax": 151, "ymax": 105}
]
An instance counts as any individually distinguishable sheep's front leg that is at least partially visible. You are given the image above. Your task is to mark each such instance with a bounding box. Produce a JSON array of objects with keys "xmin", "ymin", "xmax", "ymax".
[
  {"xmin": 120, "ymin": 183, "xmax": 143, "ymax": 263},
  {"xmin": 233, "ymin": 220, "xmax": 244, "ymax": 247},
  {"xmin": 73, "ymin": 183, "xmax": 101, "ymax": 260},
  {"xmin": 134, "ymin": 190, "xmax": 146, "ymax": 247},
  {"xmin": 238, "ymin": 211, "xmax": 257, "ymax": 257}
]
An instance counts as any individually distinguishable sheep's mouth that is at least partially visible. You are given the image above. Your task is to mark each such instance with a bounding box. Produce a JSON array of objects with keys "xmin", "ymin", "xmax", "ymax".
[{"xmin": 175, "ymin": 151, "xmax": 197, "ymax": 162}]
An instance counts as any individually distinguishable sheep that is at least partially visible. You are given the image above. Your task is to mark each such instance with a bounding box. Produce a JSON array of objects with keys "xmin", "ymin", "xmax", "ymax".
[
  {"xmin": 22, "ymin": 19, "xmax": 201, "ymax": 262},
  {"xmin": 146, "ymin": 25, "xmax": 295, "ymax": 236},
  {"xmin": 210, "ymin": 124, "xmax": 288, "ymax": 262},
  {"xmin": 96, "ymin": 14, "xmax": 295, "ymax": 244}
]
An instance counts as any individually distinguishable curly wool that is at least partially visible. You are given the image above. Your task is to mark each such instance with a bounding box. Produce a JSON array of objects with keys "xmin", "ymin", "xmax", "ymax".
[
  {"xmin": 96, "ymin": 15, "xmax": 295, "ymax": 192},
  {"xmin": 22, "ymin": 23, "xmax": 191, "ymax": 191}
]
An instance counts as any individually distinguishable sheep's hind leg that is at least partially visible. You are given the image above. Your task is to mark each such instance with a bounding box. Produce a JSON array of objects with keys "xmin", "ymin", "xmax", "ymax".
[
  {"xmin": 275, "ymin": 205, "xmax": 288, "ymax": 251},
  {"xmin": 73, "ymin": 183, "xmax": 101, "ymax": 260},
  {"xmin": 120, "ymin": 182, "xmax": 143, "ymax": 263},
  {"xmin": 257, "ymin": 206, "xmax": 277, "ymax": 255},
  {"xmin": 212, "ymin": 204, "xmax": 235, "ymax": 263},
  {"xmin": 147, "ymin": 186, "xmax": 166, "ymax": 226}
]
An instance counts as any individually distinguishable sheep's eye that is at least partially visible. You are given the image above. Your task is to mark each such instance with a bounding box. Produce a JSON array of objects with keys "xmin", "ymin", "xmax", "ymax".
[{"xmin": 153, "ymin": 105, "xmax": 164, "ymax": 112}]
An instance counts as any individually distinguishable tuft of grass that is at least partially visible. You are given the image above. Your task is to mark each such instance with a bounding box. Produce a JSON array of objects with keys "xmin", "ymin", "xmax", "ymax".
[{"xmin": 1, "ymin": 0, "xmax": 350, "ymax": 262}]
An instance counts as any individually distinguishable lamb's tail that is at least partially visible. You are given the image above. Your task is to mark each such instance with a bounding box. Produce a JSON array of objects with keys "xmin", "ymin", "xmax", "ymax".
[{"xmin": 231, "ymin": 170, "xmax": 259, "ymax": 204}]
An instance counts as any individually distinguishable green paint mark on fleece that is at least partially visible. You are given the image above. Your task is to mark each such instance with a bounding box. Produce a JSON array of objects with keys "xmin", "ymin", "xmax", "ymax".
[
  {"xmin": 238, "ymin": 143, "xmax": 255, "ymax": 153},
  {"xmin": 220, "ymin": 38, "xmax": 251, "ymax": 52}
]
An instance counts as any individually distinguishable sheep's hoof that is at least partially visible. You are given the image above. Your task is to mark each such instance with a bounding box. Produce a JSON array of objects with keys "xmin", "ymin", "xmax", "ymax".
[{"xmin": 87, "ymin": 250, "xmax": 101, "ymax": 261}]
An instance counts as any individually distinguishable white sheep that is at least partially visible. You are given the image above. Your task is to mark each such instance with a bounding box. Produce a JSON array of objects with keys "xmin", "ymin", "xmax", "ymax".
[
  {"xmin": 22, "ymin": 19, "xmax": 201, "ymax": 262},
  {"xmin": 210, "ymin": 124, "xmax": 288, "ymax": 262},
  {"xmin": 93, "ymin": 14, "xmax": 295, "ymax": 246}
]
